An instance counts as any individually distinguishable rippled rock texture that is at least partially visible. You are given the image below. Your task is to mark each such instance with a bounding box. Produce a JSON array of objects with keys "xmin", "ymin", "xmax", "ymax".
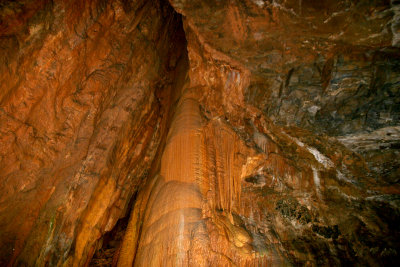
[
  {"xmin": 0, "ymin": 0, "xmax": 187, "ymax": 265},
  {"xmin": 1, "ymin": 0, "xmax": 400, "ymax": 266}
]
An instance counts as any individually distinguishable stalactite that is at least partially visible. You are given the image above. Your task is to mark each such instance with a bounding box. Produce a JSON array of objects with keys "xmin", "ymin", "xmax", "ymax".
[{"xmin": 207, "ymin": 121, "xmax": 246, "ymax": 215}]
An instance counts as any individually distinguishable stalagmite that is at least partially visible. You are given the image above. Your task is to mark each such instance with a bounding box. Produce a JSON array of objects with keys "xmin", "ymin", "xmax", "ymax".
[
  {"xmin": 130, "ymin": 89, "xmax": 209, "ymax": 266},
  {"xmin": 118, "ymin": 87, "xmax": 262, "ymax": 265}
]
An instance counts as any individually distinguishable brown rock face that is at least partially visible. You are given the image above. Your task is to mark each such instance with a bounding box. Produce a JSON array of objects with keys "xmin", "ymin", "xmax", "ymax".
[
  {"xmin": 0, "ymin": 0, "xmax": 186, "ymax": 265},
  {"xmin": 1, "ymin": 0, "xmax": 399, "ymax": 266}
]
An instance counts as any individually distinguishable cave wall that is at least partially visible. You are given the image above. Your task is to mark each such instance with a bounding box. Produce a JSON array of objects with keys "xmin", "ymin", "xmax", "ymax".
[
  {"xmin": 1, "ymin": 0, "xmax": 400, "ymax": 266},
  {"xmin": 151, "ymin": 0, "xmax": 399, "ymax": 265},
  {"xmin": 0, "ymin": 0, "xmax": 187, "ymax": 265}
]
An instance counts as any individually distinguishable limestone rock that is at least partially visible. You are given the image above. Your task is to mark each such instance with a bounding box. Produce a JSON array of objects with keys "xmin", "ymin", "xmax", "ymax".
[{"xmin": 0, "ymin": 0, "xmax": 399, "ymax": 266}]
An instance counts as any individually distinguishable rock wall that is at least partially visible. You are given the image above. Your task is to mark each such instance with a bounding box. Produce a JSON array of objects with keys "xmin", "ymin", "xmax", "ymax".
[
  {"xmin": 117, "ymin": 0, "xmax": 400, "ymax": 265},
  {"xmin": 0, "ymin": 0, "xmax": 187, "ymax": 265},
  {"xmin": 1, "ymin": 0, "xmax": 399, "ymax": 266}
]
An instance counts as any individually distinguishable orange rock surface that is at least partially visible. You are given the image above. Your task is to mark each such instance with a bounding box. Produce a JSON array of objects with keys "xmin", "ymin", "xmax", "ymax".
[
  {"xmin": 1, "ymin": 0, "xmax": 399, "ymax": 266},
  {"xmin": 0, "ymin": 0, "xmax": 186, "ymax": 265}
]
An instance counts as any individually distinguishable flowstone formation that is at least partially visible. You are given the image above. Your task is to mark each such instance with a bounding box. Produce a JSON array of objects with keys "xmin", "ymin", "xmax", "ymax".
[{"xmin": 1, "ymin": 0, "xmax": 399, "ymax": 266}]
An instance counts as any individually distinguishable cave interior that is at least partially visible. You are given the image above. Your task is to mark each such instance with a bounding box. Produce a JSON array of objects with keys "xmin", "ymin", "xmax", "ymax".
[{"xmin": 0, "ymin": 0, "xmax": 400, "ymax": 266}]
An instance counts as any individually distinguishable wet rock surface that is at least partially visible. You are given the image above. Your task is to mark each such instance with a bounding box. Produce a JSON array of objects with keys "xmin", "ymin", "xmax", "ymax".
[{"xmin": 1, "ymin": 0, "xmax": 399, "ymax": 266}]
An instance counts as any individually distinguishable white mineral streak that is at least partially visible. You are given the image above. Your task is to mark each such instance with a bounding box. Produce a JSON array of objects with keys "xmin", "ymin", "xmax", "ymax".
[
  {"xmin": 312, "ymin": 166, "xmax": 321, "ymax": 197},
  {"xmin": 282, "ymin": 132, "xmax": 334, "ymax": 169}
]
